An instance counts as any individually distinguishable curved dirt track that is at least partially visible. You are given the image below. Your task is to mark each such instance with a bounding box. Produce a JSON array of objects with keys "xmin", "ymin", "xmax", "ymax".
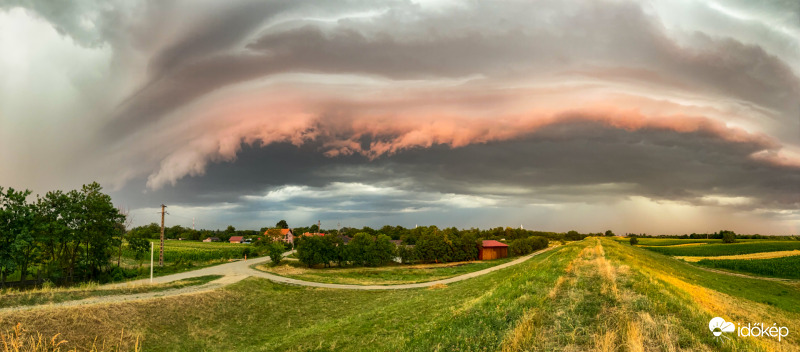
[{"xmin": 0, "ymin": 246, "xmax": 558, "ymax": 312}]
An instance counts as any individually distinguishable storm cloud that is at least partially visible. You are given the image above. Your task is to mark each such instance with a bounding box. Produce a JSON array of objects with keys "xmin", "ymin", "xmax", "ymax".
[{"xmin": 1, "ymin": 0, "xmax": 799, "ymax": 234}]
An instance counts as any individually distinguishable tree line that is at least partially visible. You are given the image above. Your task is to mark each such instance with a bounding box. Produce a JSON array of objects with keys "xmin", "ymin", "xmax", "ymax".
[
  {"xmin": 0, "ymin": 183, "xmax": 125, "ymax": 286},
  {"xmin": 293, "ymin": 230, "xmax": 550, "ymax": 268}
]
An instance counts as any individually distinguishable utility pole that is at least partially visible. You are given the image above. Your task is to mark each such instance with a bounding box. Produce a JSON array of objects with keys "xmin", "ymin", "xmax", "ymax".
[
  {"xmin": 160, "ymin": 204, "xmax": 167, "ymax": 267},
  {"xmin": 150, "ymin": 241, "xmax": 154, "ymax": 284}
]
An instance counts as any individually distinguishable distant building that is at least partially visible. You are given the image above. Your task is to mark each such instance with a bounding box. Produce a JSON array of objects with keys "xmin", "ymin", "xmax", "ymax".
[
  {"xmin": 229, "ymin": 236, "xmax": 244, "ymax": 244},
  {"xmin": 263, "ymin": 228, "xmax": 295, "ymax": 244},
  {"xmin": 339, "ymin": 235, "xmax": 352, "ymax": 244},
  {"xmin": 389, "ymin": 240, "xmax": 402, "ymax": 246},
  {"xmin": 479, "ymin": 240, "xmax": 508, "ymax": 260},
  {"xmin": 203, "ymin": 237, "xmax": 220, "ymax": 242},
  {"xmin": 280, "ymin": 229, "xmax": 294, "ymax": 244}
]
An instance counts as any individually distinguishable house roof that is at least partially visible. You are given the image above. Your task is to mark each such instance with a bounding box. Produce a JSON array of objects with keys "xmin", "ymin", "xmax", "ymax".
[
  {"xmin": 302, "ymin": 232, "xmax": 325, "ymax": 237},
  {"xmin": 482, "ymin": 240, "xmax": 508, "ymax": 248},
  {"xmin": 229, "ymin": 236, "xmax": 244, "ymax": 242},
  {"xmin": 206, "ymin": 237, "xmax": 220, "ymax": 240},
  {"xmin": 280, "ymin": 229, "xmax": 292, "ymax": 235}
]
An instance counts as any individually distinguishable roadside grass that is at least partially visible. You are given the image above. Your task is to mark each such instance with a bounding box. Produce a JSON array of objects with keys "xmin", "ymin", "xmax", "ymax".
[
  {"xmin": 695, "ymin": 256, "xmax": 800, "ymax": 280},
  {"xmin": 253, "ymin": 257, "xmax": 515, "ymax": 285},
  {"xmin": 0, "ymin": 276, "xmax": 221, "ymax": 309},
  {"xmin": 2, "ymin": 239, "xmax": 799, "ymax": 351},
  {"xmin": 644, "ymin": 241, "xmax": 800, "ymax": 257}
]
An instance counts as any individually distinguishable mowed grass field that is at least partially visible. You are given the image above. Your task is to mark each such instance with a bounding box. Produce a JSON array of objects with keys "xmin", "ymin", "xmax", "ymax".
[
  {"xmin": 254, "ymin": 257, "xmax": 515, "ymax": 285},
  {"xmin": 2, "ymin": 238, "xmax": 799, "ymax": 351}
]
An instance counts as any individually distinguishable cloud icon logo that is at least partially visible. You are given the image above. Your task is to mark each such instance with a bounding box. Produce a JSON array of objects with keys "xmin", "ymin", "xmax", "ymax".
[{"xmin": 709, "ymin": 317, "xmax": 736, "ymax": 337}]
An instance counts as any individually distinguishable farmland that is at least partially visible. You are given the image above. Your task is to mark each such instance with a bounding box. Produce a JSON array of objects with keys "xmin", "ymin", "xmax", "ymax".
[
  {"xmin": 643, "ymin": 241, "xmax": 800, "ymax": 257},
  {"xmin": 1, "ymin": 238, "xmax": 798, "ymax": 351},
  {"xmin": 122, "ymin": 240, "xmax": 257, "ymax": 263},
  {"xmin": 695, "ymin": 256, "xmax": 800, "ymax": 280},
  {"xmin": 254, "ymin": 257, "xmax": 515, "ymax": 285},
  {"xmin": 116, "ymin": 240, "xmax": 260, "ymax": 281}
]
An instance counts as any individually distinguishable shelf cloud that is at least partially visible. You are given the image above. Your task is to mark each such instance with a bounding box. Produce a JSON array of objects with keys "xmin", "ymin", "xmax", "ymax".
[{"xmin": 1, "ymin": 0, "xmax": 798, "ymax": 234}]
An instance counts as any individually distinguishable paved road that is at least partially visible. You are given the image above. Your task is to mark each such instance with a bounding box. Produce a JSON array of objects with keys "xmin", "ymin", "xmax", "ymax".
[{"xmin": 1, "ymin": 246, "xmax": 558, "ymax": 312}]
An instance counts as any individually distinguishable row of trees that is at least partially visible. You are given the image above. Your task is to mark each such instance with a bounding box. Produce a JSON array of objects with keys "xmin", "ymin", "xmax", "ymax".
[
  {"xmin": 295, "ymin": 233, "xmax": 397, "ymax": 267},
  {"xmin": 295, "ymin": 230, "xmax": 551, "ymax": 268},
  {"xmin": 0, "ymin": 183, "xmax": 125, "ymax": 285},
  {"xmin": 324, "ymin": 226, "xmax": 589, "ymax": 245}
]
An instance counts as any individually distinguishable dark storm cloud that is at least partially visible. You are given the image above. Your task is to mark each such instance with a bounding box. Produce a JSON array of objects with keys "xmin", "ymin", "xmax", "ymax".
[
  {"xmin": 3, "ymin": 0, "xmax": 800, "ymax": 233},
  {"xmin": 113, "ymin": 119, "xmax": 800, "ymax": 219},
  {"xmin": 105, "ymin": 0, "xmax": 800, "ymax": 138}
]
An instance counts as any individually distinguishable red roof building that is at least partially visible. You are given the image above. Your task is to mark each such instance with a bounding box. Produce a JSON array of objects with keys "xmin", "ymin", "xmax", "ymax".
[
  {"xmin": 302, "ymin": 232, "xmax": 326, "ymax": 237},
  {"xmin": 479, "ymin": 240, "xmax": 508, "ymax": 260},
  {"xmin": 229, "ymin": 236, "xmax": 244, "ymax": 243}
]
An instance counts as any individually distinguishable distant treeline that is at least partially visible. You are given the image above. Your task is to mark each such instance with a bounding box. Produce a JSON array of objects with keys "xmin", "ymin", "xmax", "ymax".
[
  {"xmin": 626, "ymin": 230, "xmax": 798, "ymax": 240},
  {"xmin": 125, "ymin": 223, "xmax": 597, "ymax": 243},
  {"xmin": 0, "ymin": 183, "xmax": 126, "ymax": 286}
]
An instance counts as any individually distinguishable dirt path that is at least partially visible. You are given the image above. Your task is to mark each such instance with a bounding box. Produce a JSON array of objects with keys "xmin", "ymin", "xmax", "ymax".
[
  {"xmin": 0, "ymin": 275, "xmax": 249, "ymax": 314},
  {"xmin": 0, "ymin": 246, "xmax": 558, "ymax": 311}
]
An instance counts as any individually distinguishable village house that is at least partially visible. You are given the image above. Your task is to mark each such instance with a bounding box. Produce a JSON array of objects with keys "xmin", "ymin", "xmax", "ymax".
[
  {"xmin": 228, "ymin": 236, "xmax": 244, "ymax": 244},
  {"xmin": 203, "ymin": 237, "xmax": 220, "ymax": 242},
  {"xmin": 280, "ymin": 229, "xmax": 293, "ymax": 244}
]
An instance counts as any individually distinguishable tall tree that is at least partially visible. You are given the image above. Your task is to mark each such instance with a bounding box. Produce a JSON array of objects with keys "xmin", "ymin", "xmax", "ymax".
[{"xmin": 276, "ymin": 220, "xmax": 289, "ymax": 229}]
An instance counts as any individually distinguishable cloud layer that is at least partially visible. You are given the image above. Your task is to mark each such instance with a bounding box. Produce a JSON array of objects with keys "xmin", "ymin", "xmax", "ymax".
[{"xmin": 1, "ymin": 0, "xmax": 798, "ymax": 233}]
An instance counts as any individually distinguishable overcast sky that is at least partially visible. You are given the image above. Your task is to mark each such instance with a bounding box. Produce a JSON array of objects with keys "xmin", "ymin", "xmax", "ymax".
[{"xmin": 1, "ymin": 0, "xmax": 799, "ymax": 234}]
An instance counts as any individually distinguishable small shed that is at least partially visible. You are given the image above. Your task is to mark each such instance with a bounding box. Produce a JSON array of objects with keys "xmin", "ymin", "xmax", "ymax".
[
  {"xmin": 203, "ymin": 237, "xmax": 220, "ymax": 242},
  {"xmin": 229, "ymin": 236, "xmax": 244, "ymax": 243},
  {"xmin": 479, "ymin": 240, "xmax": 508, "ymax": 260}
]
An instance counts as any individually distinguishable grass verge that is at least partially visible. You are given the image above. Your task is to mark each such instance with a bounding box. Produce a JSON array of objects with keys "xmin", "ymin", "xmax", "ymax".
[
  {"xmin": 253, "ymin": 257, "xmax": 515, "ymax": 285},
  {"xmin": 0, "ymin": 276, "xmax": 221, "ymax": 309}
]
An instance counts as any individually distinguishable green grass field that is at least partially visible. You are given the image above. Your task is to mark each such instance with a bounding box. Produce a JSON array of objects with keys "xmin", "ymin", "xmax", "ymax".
[
  {"xmin": 695, "ymin": 256, "xmax": 800, "ymax": 280},
  {"xmin": 2, "ymin": 238, "xmax": 798, "ymax": 351},
  {"xmin": 254, "ymin": 257, "xmax": 515, "ymax": 285},
  {"xmin": 643, "ymin": 241, "xmax": 800, "ymax": 257}
]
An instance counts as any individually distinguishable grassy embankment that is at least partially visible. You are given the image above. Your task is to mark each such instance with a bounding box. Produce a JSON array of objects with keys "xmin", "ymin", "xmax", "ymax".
[
  {"xmin": 0, "ymin": 276, "xmax": 221, "ymax": 309},
  {"xmin": 254, "ymin": 257, "xmax": 515, "ymax": 285},
  {"xmin": 2, "ymin": 238, "xmax": 799, "ymax": 351}
]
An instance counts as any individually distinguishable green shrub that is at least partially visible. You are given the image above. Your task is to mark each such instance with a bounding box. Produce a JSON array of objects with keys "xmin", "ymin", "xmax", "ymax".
[
  {"xmin": 629, "ymin": 237, "xmax": 639, "ymax": 245},
  {"xmin": 268, "ymin": 242, "xmax": 284, "ymax": 265},
  {"xmin": 509, "ymin": 236, "xmax": 548, "ymax": 256}
]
